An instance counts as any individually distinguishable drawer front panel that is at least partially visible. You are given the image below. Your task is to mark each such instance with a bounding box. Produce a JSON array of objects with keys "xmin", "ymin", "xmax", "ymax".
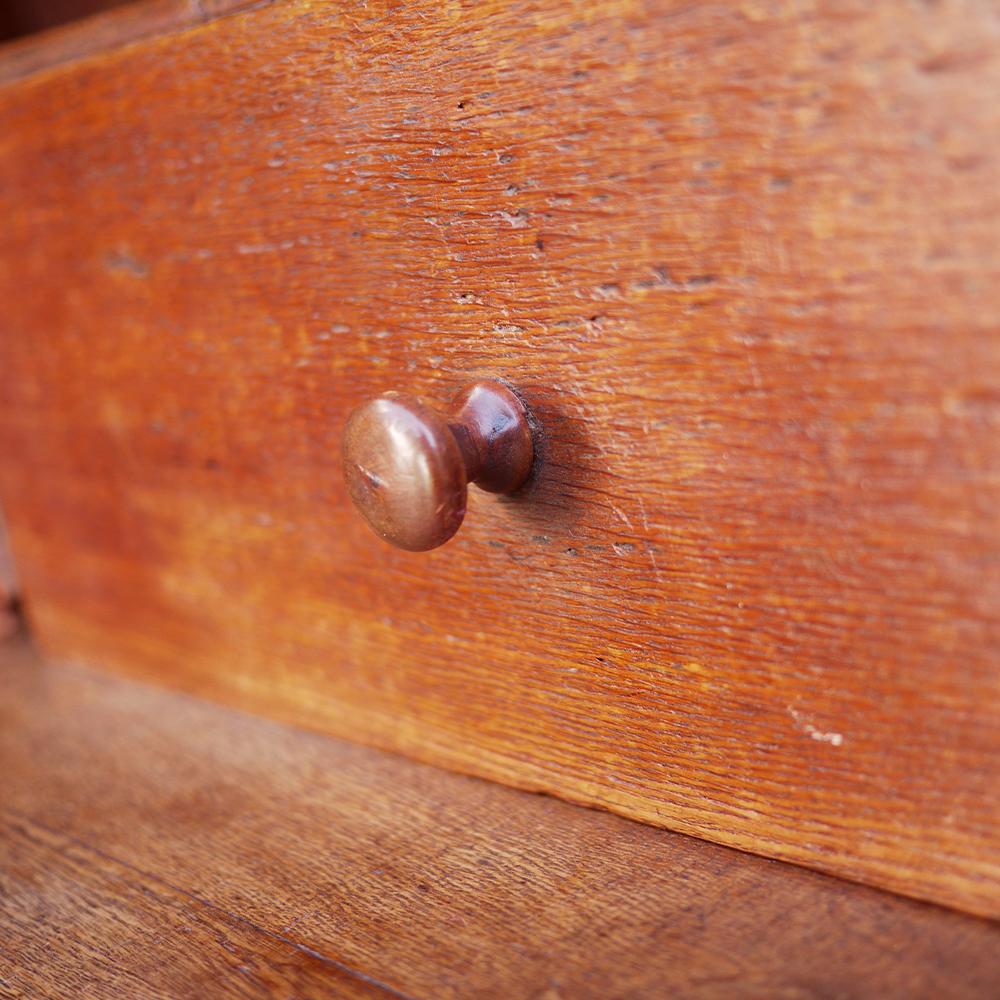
[{"xmin": 1, "ymin": 1, "xmax": 998, "ymax": 914}]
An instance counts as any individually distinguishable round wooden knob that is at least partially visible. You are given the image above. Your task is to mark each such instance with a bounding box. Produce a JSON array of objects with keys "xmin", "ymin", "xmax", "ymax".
[{"xmin": 342, "ymin": 380, "xmax": 534, "ymax": 551}]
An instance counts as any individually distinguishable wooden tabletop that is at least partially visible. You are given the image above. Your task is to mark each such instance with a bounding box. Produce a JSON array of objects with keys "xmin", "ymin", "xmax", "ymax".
[{"xmin": 1, "ymin": 636, "xmax": 997, "ymax": 999}]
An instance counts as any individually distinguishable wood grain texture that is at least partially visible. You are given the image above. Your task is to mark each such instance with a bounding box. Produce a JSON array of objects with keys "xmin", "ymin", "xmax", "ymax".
[
  {"xmin": 2, "ymin": 639, "xmax": 1000, "ymax": 999},
  {"xmin": 0, "ymin": 0, "xmax": 998, "ymax": 916},
  {"xmin": 0, "ymin": 819, "xmax": 392, "ymax": 1000}
]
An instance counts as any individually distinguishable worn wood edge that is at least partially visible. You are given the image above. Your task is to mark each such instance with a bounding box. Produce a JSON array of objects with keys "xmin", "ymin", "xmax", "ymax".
[
  {"xmin": 2, "ymin": 636, "xmax": 999, "ymax": 999},
  {"xmin": 0, "ymin": 0, "xmax": 271, "ymax": 85}
]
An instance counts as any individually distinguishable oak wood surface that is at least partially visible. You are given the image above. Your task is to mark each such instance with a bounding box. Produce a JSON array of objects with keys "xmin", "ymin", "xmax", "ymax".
[
  {"xmin": 2, "ymin": 638, "xmax": 999, "ymax": 999},
  {"xmin": 0, "ymin": 0, "xmax": 998, "ymax": 916}
]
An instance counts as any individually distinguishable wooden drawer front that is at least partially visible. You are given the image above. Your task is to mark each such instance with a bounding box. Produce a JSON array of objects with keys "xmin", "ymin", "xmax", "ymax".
[{"xmin": 1, "ymin": 0, "xmax": 998, "ymax": 916}]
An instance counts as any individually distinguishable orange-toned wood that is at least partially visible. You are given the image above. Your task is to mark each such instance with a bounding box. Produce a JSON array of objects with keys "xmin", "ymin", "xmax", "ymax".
[
  {"xmin": 0, "ymin": 0, "xmax": 998, "ymax": 916},
  {"xmin": 2, "ymin": 639, "xmax": 999, "ymax": 999}
]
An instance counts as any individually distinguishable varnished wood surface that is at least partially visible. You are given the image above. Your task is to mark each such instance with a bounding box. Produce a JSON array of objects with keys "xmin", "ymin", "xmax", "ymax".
[
  {"xmin": 1, "ymin": 639, "xmax": 999, "ymax": 999},
  {"xmin": 0, "ymin": 0, "xmax": 998, "ymax": 916}
]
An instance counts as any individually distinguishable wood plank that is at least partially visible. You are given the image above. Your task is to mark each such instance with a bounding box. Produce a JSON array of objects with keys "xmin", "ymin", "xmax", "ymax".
[
  {"xmin": 0, "ymin": 817, "xmax": 394, "ymax": 999},
  {"xmin": 0, "ymin": 0, "xmax": 998, "ymax": 916},
  {"xmin": 1, "ymin": 638, "xmax": 999, "ymax": 998},
  {"xmin": 0, "ymin": 1, "xmax": 131, "ymax": 46},
  {"xmin": 0, "ymin": 0, "xmax": 269, "ymax": 84}
]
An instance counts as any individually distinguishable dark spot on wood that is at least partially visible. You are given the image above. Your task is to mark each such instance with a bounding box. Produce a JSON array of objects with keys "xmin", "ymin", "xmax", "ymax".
[{"xmin": 104, "ymin": 249, "xmax": 149, "ymax": 278}]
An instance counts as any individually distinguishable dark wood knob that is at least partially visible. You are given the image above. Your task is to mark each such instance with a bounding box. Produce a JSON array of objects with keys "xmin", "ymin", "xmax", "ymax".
[{"xmin": 342, "ymin": 379, "xmax": 534, "ymax": 551}]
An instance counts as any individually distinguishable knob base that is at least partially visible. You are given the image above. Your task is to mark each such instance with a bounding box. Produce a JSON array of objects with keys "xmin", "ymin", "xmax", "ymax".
[{"xmin": 450, "ymin": 381, "xmax": 534, "ymax": 494}]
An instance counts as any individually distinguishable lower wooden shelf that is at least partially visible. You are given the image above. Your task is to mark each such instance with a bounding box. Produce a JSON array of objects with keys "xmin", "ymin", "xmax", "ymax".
[{"xmin": 1, "ymin": 636, "xmax": 997, "ymax": 998}]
